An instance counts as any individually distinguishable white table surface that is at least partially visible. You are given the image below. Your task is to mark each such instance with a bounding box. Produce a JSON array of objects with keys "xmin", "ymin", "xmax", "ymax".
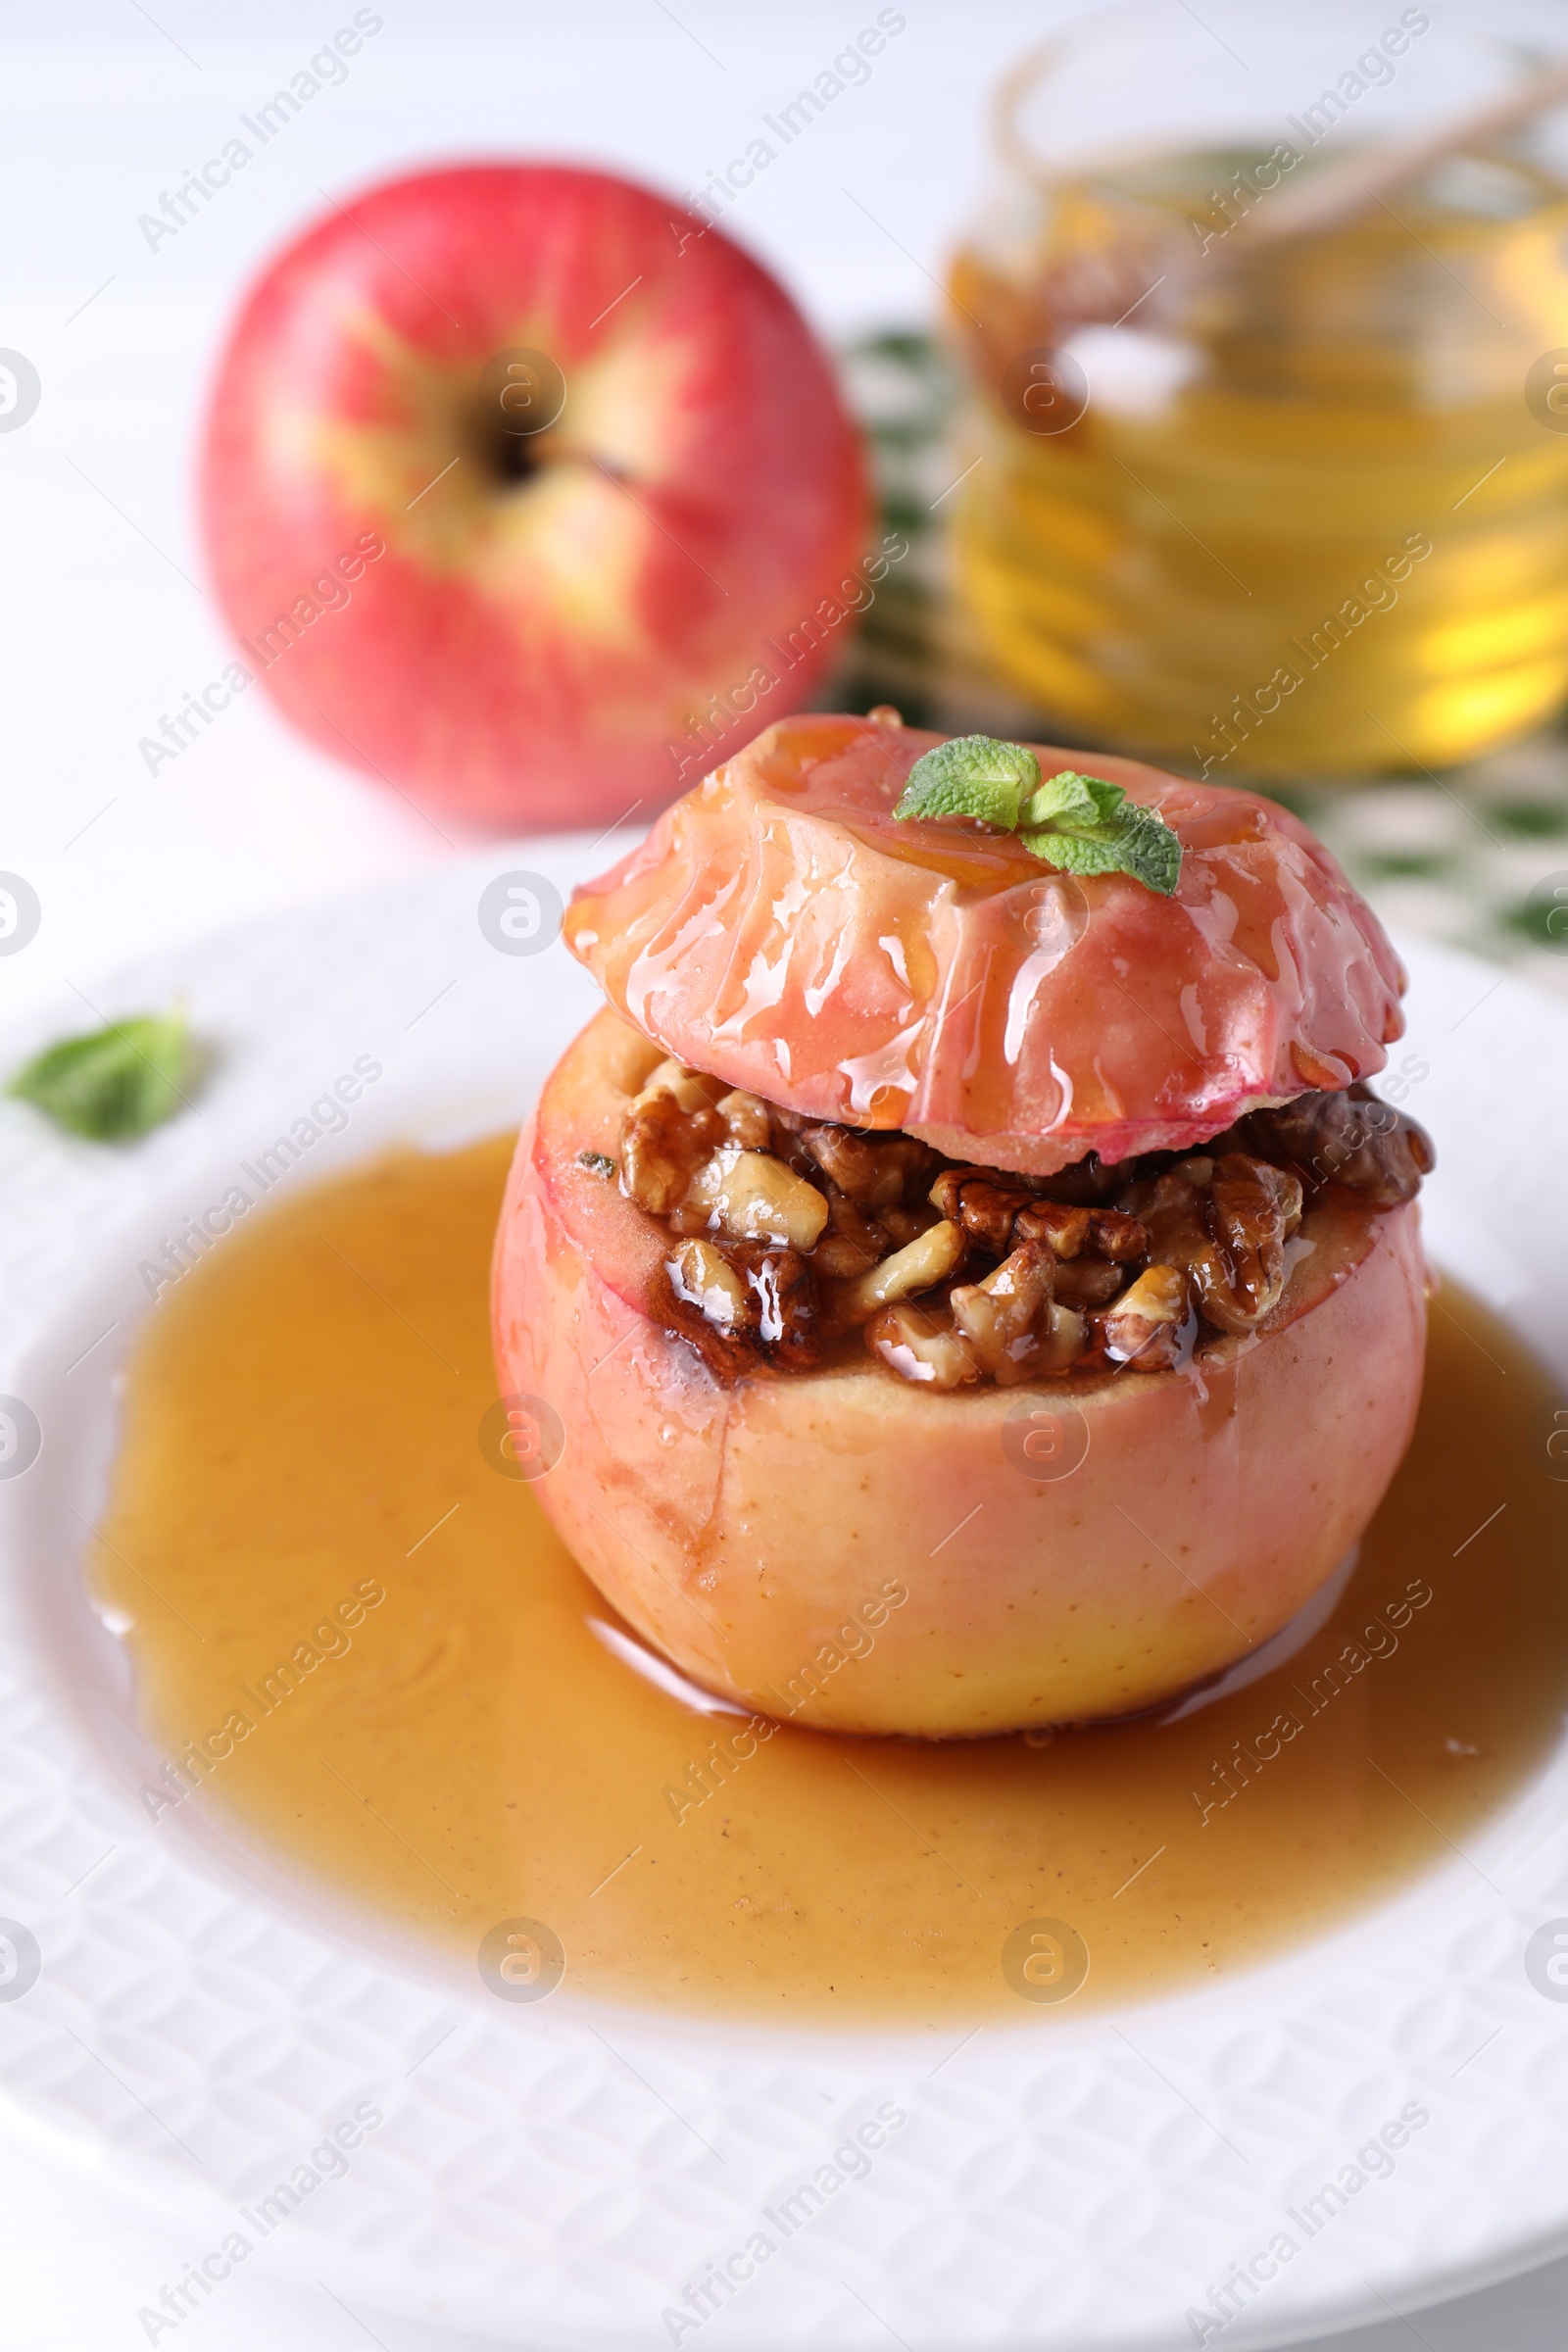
[{"xmin": 6, "ymin": 5, "xmax": 1568, "ymax": 2344}]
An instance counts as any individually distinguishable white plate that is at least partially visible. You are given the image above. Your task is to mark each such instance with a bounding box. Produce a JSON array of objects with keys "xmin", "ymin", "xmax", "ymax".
[{"xmin": 1, "ymin": 846, "xmax": 1567, "ymax": 2352}]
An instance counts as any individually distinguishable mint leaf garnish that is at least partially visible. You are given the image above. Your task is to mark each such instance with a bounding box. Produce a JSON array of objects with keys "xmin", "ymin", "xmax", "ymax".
[
  {"xmin": 8, "ymin": 1012, "xmax": 198, "ymax": 1141},
  {"xmin": 1022, "ymin": 773, "xmax": 1184, "ymax": 896},
  {"xmin": 1020, "ymin": 769, "xmax": 1121, "ymax": 829},
  {"xmin": 893, "ymin": 735, "xmax": 1041, "ymax": 831},
  {"xmin": 893, "ymin": 738, "xmax": 1182, "ymax": 897}
]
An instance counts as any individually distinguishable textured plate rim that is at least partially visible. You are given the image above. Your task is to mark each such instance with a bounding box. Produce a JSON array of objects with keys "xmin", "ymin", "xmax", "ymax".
[{"xmin": 0, "ymin": 848, "xmax": 1565, "ymax": 2351}]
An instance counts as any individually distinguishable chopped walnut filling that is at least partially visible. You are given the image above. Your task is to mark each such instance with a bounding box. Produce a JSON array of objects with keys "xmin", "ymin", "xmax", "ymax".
[
  {"xmin": 1102, "ymin": 1264, "xmax": 1189, "ymax": 1371},
  {"xmin": 1114, "ymin": 1152, "xmax": 1304, "ymax": 1336},
  {"xmin": 1230, "ymin": 1082, "xmax": 1433, "ymax": 1207},
  {"xmin": 600, "ymin": 1063, "xmax": 1432, "ymax": 1389}
]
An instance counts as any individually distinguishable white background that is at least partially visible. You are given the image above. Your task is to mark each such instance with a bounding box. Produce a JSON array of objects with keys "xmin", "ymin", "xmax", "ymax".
[{"xmin": 5, "ymin": 4, "xmax": 1568, "ymax": 2345}]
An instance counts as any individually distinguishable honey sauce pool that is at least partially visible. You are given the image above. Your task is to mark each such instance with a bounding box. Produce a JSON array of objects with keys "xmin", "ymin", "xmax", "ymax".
[{"xmin": 92, "ymin": 1136, "xmax": 1568, "ymax": 2025}]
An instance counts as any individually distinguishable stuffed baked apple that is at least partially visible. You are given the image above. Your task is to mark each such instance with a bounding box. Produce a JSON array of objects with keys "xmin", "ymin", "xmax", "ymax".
[{"xmin": 493, "ymin": 711, "xmax": 1432, "ymax": 1737}]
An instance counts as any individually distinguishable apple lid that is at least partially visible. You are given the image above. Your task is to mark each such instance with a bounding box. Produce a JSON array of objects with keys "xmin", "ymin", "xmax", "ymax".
[{"xmin": 563, "ymin": 712, "xmax": 1406, "ymax": 1176}]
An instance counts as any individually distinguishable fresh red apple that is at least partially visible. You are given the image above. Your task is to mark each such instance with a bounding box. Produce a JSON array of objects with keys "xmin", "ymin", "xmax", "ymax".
[
  {"xmin": 493, "ymin": 1004, "xmax": 1427, "ymax": 1738},
  {"xmin": 201, "ymin": 165, "xmax": 869, "ymax": 829}
]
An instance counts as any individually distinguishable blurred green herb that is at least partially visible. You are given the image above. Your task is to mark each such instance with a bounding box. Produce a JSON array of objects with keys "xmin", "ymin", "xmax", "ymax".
[
  {"xmin": 1504, "ymin": 894, "xmax": 1568, "ymax": 952},
  {"xmin": 8, "ymin": 1011, "xmax": 198, "ymax": 1141},
  {"xmin": 1359, "ymin": 848, "xmax": 1454, "ymax": 882},
  {"xmin": 1490, "ymin": 798, "xmax": 1568, "ymax": 840},
  {"xmin": 894, "ymin": 735, "xmax": 1183, "ymax": 895}
]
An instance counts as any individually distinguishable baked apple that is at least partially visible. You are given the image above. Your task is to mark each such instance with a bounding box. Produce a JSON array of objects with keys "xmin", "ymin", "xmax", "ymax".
[{"xmin": 493, "ymin": 712, "xmax": 1432, "ymax": 1736}]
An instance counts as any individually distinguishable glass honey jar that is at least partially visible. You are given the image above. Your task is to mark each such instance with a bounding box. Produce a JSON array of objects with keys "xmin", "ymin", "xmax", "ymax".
[{"xmin": 946, "ymin": 6, "xmax": 1568, "ymax": 780}]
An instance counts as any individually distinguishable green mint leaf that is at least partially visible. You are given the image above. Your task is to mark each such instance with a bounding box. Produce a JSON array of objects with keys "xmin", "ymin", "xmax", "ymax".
[
  {"xmin": 1019, "ymin": 768, "xmax": 1119, "ymax": 830},
  {"xmin": 891, "ymin": 735, "xmax": 1183, "ymax": 895},
  {"xmin": 8, "ymin": 1012, "xmax": 198, "ymax": 1141},
  {"xmin": 894, "ymin": 734, "xmax": 1041, "ymax": 830},
  {"xmin": 1021, "ymin": 801, "xmax": 1184, "ymax": 896}
]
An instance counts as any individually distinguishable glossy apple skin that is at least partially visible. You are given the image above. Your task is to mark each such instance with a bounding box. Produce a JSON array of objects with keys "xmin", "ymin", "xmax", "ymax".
[
  {"xmin": 492, "ymin": 1007, "xmax": 1428, "ymax": 1739},
  {"xmin": 566, "ymin": 713, "xmax": 1407, "ymax": 1175},
  {"xmin": 202, "ymin": 166, "xmax": 867, "ymax": 830}
]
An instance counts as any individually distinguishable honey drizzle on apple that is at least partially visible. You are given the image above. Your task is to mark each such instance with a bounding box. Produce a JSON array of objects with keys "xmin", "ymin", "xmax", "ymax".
[{"xmin": 90, "ymin": 1137, "xmax": 1568, "ymax": 2026}]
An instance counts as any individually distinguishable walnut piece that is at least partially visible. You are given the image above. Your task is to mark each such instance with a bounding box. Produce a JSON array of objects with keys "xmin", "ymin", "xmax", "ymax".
[
  {"xmin": 1102, "ymin": 1264, "xmax": 1190, "ymax": 1369},
  {"xmin": 1089, "ymin": 1208, "xmax": 1150, "ymax": 1262},
  {"xmin": 811, "ymin": 1185, "xmax": 891, "ymax": 1280},
  {"xmin": 677, "ymin": 1144, "xmax": 830, "ymax": 1250},
  {"xmin": 950, "ymin": 1241, "xmax": 1082, "ymax": 1385},
  {"xmin": 930, "ymin": 1174, "xmax": 1036, "ymax": 1254},
  {"xmin": 1053, "ymin": 1257, "xmax": 1127, "ymax": 1308},
  {"xmin": 876, "ymin": 1204, "xmax": 937, "ymax": 1248},
  {"xmin": 800, "ymin": 1124, "xmax": 935, "ymax": 1207},
  {"xmin": 829, "ymin": 1218, "xmax": 965, "ymax": 1329},
  {"xmin": 864, "ymin": 1301, "xmax": 978, "ymax": 1390},
  {"xmin": 1205, "ymin": 1153, "xmax": 1305, "ymax": 1331},
  {"xmin": 668, "ymin": 1239, "xmax": 751, "ymax": 1332},
  {"xmin": 620, "ymin": 1093, "xmax": 724, "ymax": 1216},
  {"xmin": 631, "ymin": 1057, "xmax": 725, "ymax": 1114},
  {"xmin": 728, "ymin": 1243, "xmax": 821, "ymax": 1366},
  {"xmin": 1236, "ymin": 1084, "xmax": 1433, "ymax": 1206},
  {"xmin": 1012, "ymin": 1199, "xmax": 1092, "ymax": 1258},
  {"xmin": 715, "ymin": 1089, "xmax": 773, "ymax": 1150}
]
